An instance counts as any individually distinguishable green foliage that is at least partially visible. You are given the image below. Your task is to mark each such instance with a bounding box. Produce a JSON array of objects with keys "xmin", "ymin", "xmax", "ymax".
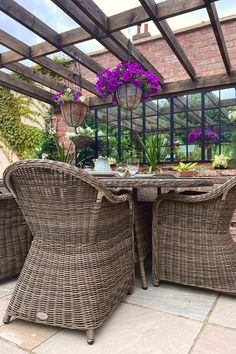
[
  {"xmin": 212, "ymin": 154, "xmax": 230, "ymax": 169},
  {"xmin": 173, "ymin": 162, "xmax": 198, "ymax": 171},
  {"xmin": 35, "ymin": 130, "xmax": 57, "ymax": 160},
  {"xmin": 54, "ymin": 141, "xmax": 74, "ymax": 164},
  {"xmin": 138, "ymin": 133, "xmax": 168, "ymax": 172},
  {"xmin": 12, "ymin": 56, "xmax": 70, "ymax": 82},
  {"xmin": 0, "ymin": 86, "xmax": 44, "ymax": 159}
]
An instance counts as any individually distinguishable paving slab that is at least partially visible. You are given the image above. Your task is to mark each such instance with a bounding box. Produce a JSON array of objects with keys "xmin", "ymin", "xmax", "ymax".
[
  {"xmin": 0, "ymin": 339, "xmax": 29, "ymax": 354},
  {"xmin": 192, "ymin": 325, "xmax": 236, "ymax": 354},
  {"xmin": 0, "ymin": 278, "xmax": 17, "ymax": 299},
  {"xmin": 34, "ymin": 302, "xmax": 202, "ymax": 354},
  {"xmin": 125, "ymin": 282, "xmax": 217, "ymax": 321},
  {"xmin": 0, "ymin": 319, "xmax": 59, "ymax": 350},
  {"xmin": 209, "ymin": 295, "xmax": 236, "ymax": 328}
]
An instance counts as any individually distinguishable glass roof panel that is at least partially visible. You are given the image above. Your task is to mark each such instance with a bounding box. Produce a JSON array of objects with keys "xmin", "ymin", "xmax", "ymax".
[{"xmin": 16, "ymin": 0, "xmax": 78, "ymax": 32}]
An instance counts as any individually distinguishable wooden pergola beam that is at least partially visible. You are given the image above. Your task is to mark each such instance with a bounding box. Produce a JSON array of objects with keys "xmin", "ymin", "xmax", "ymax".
[
  {"xmin": 0, "ymin": 29, "xmax": 98, "ymax": 95},
  {"xmin": 109, "ymin": 0, "xmax": 219, "ymax": 31},
  {"xmin": 52, "ymin": 0, "xmax": 164, "ymax": 83},
  {"xmin": 0, "ymin": 71, "xmax": 54, "ymax": 105},
  {"xmin": 0, "ymin": 0, "xmax": 60, "ymax": 47},
  {"xmin": 139, "ymin": 0, "xmax": 196, "ymax": 80},
  {"xmin": 5, "ymin": 62, "xmax": 65, "ymax": 92},
  {"xmin": 35, "ymin": 57, "xmax": 98, "ymax": 95},
  {"xmin": 89, "ymin": 71, "xmax": 236, "ymax": 108},
  {"xmin": 0, "ymin": 0, "xmax": 219, "ymax": 67},
  {"xmin": 0, "ymin": 0, "xmax": 103, "ymax": 75},
  {"xmin": 203, "ymin": 1, "xmax": 231, "ymax": 75}
]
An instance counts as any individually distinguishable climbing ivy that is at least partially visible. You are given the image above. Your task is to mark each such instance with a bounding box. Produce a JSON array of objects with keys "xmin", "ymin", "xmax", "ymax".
[
  {"xmin": 0, "ymin": 86, "xmax": 44, "ymax": 159},
  {"xmin": 12, "ymin": 56, "xmax": 70, "ymax": 82}
]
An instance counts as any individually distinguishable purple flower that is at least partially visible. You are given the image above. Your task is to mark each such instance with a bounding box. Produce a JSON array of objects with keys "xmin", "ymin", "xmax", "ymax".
[
  {"xmin": 73, "ymin": 90, "xmax": 79, "ymax": 101},
  {"xmin": 95, "ymin": 61, "xmax": 160, "ymax": 105},
  {"xmin": 52, "ymin": 92, "xmax": 63, "ymax": 101},
  {"xmin": 188, "ymin": 128, "xmax": 219, "ymax": 144}
]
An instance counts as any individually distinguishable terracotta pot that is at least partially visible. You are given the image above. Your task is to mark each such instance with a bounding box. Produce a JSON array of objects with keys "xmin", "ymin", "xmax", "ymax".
[
  {"xmin": 71, "ymin": 136, "xmax": 93, "ymax": 148},
  {"xmin": 116, "ymin": 83, "xmax": 142, "ymax": 111},
  {"xmin": 179, "ymin": 170, "xmax": 198, "ymax": 177},
  {"xmin": 61, "ymin": 101, "xmax": 88, "ymax": 127}
]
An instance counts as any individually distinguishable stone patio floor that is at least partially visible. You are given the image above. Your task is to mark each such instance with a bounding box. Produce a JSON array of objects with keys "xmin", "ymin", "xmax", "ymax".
[{"xmin": 0, "ymin": 270, "xmax": 236, "ymax": 354}]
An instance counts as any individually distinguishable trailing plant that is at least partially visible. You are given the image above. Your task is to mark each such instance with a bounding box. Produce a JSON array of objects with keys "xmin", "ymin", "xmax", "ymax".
[
  {"xmin": 138, "ymin": 134, "xmax": 168, "ymax": 173},
  {"xmin": 0, "ymin": 86, "xmax": 44, "ymax": 159},
  {"xmin": 12, "ymin": 56, "xmax": 69, "ymax": 82},
  {"xmin": 52, "ymin": 88, "xmax": 89, "ymax": 105},
  {"xmin": 96, "ymin": 61, "xmax": 160, "ymax": 104}
]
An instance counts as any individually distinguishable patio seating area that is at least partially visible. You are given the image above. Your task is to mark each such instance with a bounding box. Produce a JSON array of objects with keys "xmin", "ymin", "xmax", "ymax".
[
  {"xmin": 0, "ymin": 257, "xmax": 236, "ymax": 354},
  {"xmin": 0, "ymin": 0, "xmax": 236, "ymax": 353}
]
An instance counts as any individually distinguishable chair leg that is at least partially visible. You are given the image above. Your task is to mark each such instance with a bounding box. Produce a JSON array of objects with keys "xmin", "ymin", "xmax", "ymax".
[
  {"xmin": 127, "ymin": 286, "xmax": 134, "ymax": 295},
  {"xmin": 138, "ymin": 259, "xmax": 148, "ymax": 290},
  {"xmin": 3, "ymin": 314, "xmax": 11, "ymax": 324},
  {"xmin": 153, "ymin": 279, "xmax": 160, "ymax": 287},
  {"xmin": 86, "ymin": 329, "xmax": 95, "ymax": 345}
]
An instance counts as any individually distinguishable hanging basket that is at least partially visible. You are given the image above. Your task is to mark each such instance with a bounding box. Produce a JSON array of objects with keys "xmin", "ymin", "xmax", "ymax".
[
  {"xmin": 71, "ymin": 136, "xmax": 93, "ymax": 148},
  {"xmin": 116, "ymin": 83, "xmax": 142, "ymax": 111},
  {"xmin": 60, "ymin": 101, "xmax": 89, "ymax": 128}
]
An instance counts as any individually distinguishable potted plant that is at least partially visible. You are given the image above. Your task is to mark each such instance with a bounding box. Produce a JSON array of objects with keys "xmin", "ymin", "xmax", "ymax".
[
  {"xmin": 66, "ymin": 126, "xmax": 99, "ymax": 148},
  {"xmin": 212, "ymin": 154, "xmax": 230, "ymax": 169},
  {"xmin": 188, "ymin": 128, "xmax": 219, "ymax": 160},
  {"xmin": 52, "ymin": 88, "xmax": 89, "ymax": 128},
  {"xmin": 95, "ymin": 61, "xmax": 160, "ymax": 111},
  {"xmin": 173, "ymin": 162, "xmax": 198, "ymax": 177},
  {"xmin": 137, "ymin": 134, "xmax": 168, "ymax": 173}
]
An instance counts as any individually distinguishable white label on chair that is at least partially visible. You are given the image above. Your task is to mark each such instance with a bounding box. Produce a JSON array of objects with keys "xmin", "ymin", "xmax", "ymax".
[{"xmin": 37, "ymin": 312, "xmax": 48, "ymax": 320}]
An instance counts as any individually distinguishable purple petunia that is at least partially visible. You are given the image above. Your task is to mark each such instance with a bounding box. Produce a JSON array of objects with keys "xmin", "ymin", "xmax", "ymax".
[
  {"xmin": 95, "ymin": 61, "xmax": 160, "ymax": 103},
  {"xmin": 188, "ymin": 128, "xmax": 219, "ymax": 144}
]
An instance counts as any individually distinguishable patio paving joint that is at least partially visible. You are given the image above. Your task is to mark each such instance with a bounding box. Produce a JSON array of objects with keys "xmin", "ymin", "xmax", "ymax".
[
  {"xmin": 188, "ymin": 293, "xmax": 220, "ymax": 354},
  {"xmin": 0, "ymin": 335, "xmax": 32, "ymax": 353}
]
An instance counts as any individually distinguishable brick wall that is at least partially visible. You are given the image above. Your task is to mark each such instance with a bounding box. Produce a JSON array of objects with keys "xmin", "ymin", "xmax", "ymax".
[{"xmin": 52, "ymin": 15, "xmax": 236, "ymax": 141}]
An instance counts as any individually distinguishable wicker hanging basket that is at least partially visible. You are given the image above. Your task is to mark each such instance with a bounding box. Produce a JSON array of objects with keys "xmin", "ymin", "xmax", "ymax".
[
  {"xmin": 116, "ymin": 82, "xmax": 142, "ymax": 111},
  {"xmin": 60, "ymin": 101, "xmax": 89, "ymax": 128},
  {"xmin": 71, "ymin": 136, "xmax": 93, "ymax": 148}
]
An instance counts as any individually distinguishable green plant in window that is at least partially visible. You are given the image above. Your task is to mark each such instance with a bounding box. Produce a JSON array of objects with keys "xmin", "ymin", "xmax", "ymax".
[
  {"xmin": 173, "ymin": 162, "xmax": 198, "ymax": 172},
  {"xmin": 138, "ymin": 133, "xmax": 168, "ymax": 173},
  {"xmin": 212, "ymin": 154, "xmax": 230, "ymax": 169}
]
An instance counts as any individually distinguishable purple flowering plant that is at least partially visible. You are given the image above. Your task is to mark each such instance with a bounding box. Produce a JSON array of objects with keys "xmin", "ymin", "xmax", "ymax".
[
  {"xmin": 95, "ymin": 61, "xmax": 160, "ymax": 104},
  {"xmin": 188, "ymin": 128, "xmax": 219, "ymax": 144},
  {"xmin": 52, "ymin": 88, "xmax": 89, "ymax": 105}
]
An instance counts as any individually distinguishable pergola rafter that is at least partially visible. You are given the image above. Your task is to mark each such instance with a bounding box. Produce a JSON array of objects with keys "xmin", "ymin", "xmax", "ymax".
[
  {"xmin": 0, "ymin": 0, "xmax": 233, "ymax": 109},
  {"xmin": 0, "ymin": 70, "xmax": 54, "ymax": 104},
  {"xmin": 51, "ymin": 0, "xmax": 164, "ymax": 82},
  {"xmin": 203, "ymin": 0, "xmax": 231, "ymax": 75},
  {"xmin": 139, "ymin": 0, "xmax": 196, "ymax": 80}
]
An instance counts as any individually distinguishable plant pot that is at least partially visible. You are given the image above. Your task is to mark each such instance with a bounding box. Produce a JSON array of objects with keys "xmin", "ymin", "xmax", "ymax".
[
  {"xmin": 60, "ymin": 101, "xmax": 89, "ymax": 127},
  {"xmin": 71, "ymin": 136, "xmax": 93, "ymax": 148},
  {"xmin": 116, "ymin": 83, "xmax": 142, "ymax": 111},
  {"xmin": 179, "ymin": 170, "xmax": 198, "ymax": 177}
]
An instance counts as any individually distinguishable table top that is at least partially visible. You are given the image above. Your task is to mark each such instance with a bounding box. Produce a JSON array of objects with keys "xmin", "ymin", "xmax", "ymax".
[{"xmin": 98, "ymin": 176, "xmax": 215, "ymax": 188}]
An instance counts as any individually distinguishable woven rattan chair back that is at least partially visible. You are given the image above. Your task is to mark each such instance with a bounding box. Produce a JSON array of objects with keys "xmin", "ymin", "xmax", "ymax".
[
  {"xmin": 3, "ymin": 160, "xmax": 134, "ymax": 344},
  {"xmin": 152, "ymin": 176, "xmax": 236, "ymax": 294},
  {"xmin": 0, "ymin": 191, "xmax": 32, "ymax": 280}
]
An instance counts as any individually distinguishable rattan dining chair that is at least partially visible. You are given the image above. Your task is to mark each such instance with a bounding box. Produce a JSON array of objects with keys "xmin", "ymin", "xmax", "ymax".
[
  {"xmin": 0, "ymin": 188, "xmax": 32, "ymax": 280},
  {"xmin": 3, "ymin": 160, "xmax": 134, "ymax": 345},
  {"xmin": 152, "ymin": 176, "xmax": 236, "ymax": 294}
]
